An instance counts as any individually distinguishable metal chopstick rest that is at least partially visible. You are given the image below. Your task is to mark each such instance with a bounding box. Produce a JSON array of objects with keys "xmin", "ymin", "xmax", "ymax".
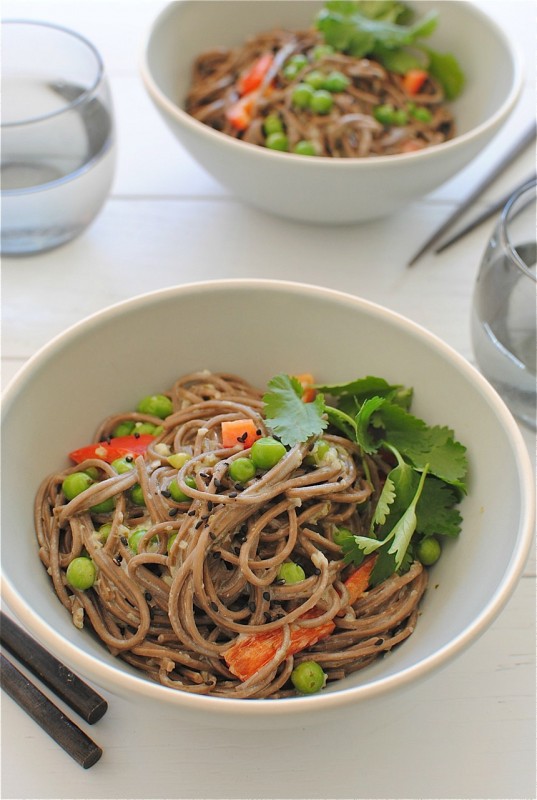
[
  {"xmin": 0, "ymin": 611, "xmax": 108, "ymax": 724},
  {"xmin": 0, "ymin": 653, "xmax": 103, "ymax": 769}
]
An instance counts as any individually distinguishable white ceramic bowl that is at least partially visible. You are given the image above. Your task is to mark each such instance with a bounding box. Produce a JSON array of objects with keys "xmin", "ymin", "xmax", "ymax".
[
  {"xmin": 141, "ymin": 1, "xmax": 522, "ymax": 224},
  {"xmin": 1, "ymin": 280, "xmax": 534, "ymax": 725}
]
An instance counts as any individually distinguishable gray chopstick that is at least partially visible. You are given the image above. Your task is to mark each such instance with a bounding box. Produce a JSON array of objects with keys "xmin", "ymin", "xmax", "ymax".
[
  {"xmin": 434, "ymin": 172, "xmax": 537, "ymax": 254},
  {"xmin": 407, "ymin": 119, "xmax": 537, "ymax": 267}
]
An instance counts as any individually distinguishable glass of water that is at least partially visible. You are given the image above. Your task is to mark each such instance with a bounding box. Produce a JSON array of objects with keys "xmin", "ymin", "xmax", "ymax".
[
  {"xmin": 471, "ymin": 178, "xmax": 536, "ymax": 430},
  {"xmin": 1, "ymin": 20, "xmax": 116, "ymax": 255}
]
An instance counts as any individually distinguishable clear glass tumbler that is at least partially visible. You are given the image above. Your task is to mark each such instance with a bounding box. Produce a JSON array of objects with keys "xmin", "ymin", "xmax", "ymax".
[
  {"xmin": 471, "ymin": 178, "xmax": 536, "ymax": 430},
  {"xmin": 1, "ymin": 20, "xmax": 116, "ymax": 255}
]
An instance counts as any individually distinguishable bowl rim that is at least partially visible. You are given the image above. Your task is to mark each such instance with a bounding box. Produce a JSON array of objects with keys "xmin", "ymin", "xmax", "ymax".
[
  {"xmin": 139, "ymin": 0, "xmax": 524, "ymax": 170},
  {"xmin": 2, "ymin": 279, "xmax": 535, "ymax": 717}
]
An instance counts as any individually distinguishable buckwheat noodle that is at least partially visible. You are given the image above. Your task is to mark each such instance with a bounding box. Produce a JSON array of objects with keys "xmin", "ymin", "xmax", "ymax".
[
  {"xmin": 185, "ymin": 29, "xmax": 455, "ymax": 157},
  {"xmin": 35, "ymin": 372, "xmax": 427, "ymax": 699}
]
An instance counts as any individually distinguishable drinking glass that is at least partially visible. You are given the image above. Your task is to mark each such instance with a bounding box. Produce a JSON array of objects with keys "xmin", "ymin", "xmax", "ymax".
[
  {"xmin": 471, "ymin": 178, "xmax": 536, "ymax": 430},
  {"xmin": 1, "ymin": 20, "xmax": 116, "ymax": 255}
]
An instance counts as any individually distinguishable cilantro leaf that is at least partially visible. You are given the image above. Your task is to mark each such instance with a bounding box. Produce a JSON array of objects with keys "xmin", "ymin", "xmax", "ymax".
[
  {"xmin": 315, "ymin": 1, "xmax": 464, "ymax": 99},
  {"xmin": 355, "ymin": 396, "xmax": 386, "ymax": 453},
  {"xmin": 262, "ymin": 374, "xmax": 327, "ymax": 447},
  {"xmin": 315, "ymin": 375, "xmax": 401, "ymax": 398},
  {"xmin": 426, "ymin": 48, "xmax": 466, "ymax": 100},
  {"xmin": 416, "ymin": 477, "xmax": 463, "ymax": 537},
  {"xmin": 371, "ymin": 475, "xmax": 396, "ymax": 527},
  {"xmin": 343, "ymin": 465, "xmax": 428, "ymax": 572},
  {"xmin": 354, "ymin": 399, "xmax": 468, "ymax": 492}
]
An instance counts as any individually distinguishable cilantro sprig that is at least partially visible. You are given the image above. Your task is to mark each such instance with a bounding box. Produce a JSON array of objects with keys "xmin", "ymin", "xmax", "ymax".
[
  {"xmin": 262, "ymin": 372, "xmax": 468, "ymax": 586},
  {"xmin": 315, "ymin": 1, "xmax": 465, "ymax": 100},
  {"xmin": 262, "ymin": 374, "xmax": 327, "ymax": 446}
]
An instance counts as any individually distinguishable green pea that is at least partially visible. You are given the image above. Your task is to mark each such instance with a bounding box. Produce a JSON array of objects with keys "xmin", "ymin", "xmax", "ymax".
[
  {"xmin": 112, "ymin": 420, "xmax": 135, "ymax": 437},
  {"xmin": 305, "ymin": 439, "xmax": 330, "ymax": 465},
  {"xmin": 251, "ymin": 437, "xmax": 286, "ymax": 470},
  {"xmin": 392, "ymin": 109, "xmax": 409, "ymax": 126},
  {"xmin": 129, "ymin": 483, "xmax": 145, "ymax": 506},
  {"xmin": 90, "ymin": 497, "xmax": 115, "ymax": 514},
  {"xmin": 304, "ymin": 70, "xmax": 326, "ymax": 90},
  {"xmin": 373, "ymin": 104, "xmax": 397, "ymax": 125},
  {"xmin": 322, "ymin": 70, "xmax": 350, "ymax": 92},
  {"xmin": 277, "ymin": 561, "xmax": 306, "ymax": 584},
  {"xmin": 167, "ymin": 452, "xmax": 191, "ymax": 469},
  {"xmin": 128, "ymin": 528, "xmax": 147, "ymax": 554},
  {"xmin": 66, "ymin": 557, "xmax": 96, "ymax": 591},
  {"xmin": 168, "ymin": 475, "xmax": 196, "ymax": 503},
  {"xmin": 228, "ymin": 457, "xmax": 256, "ymax": 484},
  {"xmin": 416, "ymin": 536, "xmax": 441, "ymax": 566},
  {"xmin": 62, "ymin": 471, "xmax": 94, "ymax": 501},
  {"xmin": 373, "ymin": 104, "xmax": 407, "ymax": 126},
  {"xmin": 291, "ymin": 660, "xmax": 327, "ymax": 694},
  {"xmin": 293, "ymin": 140, "xmax": 317, "ymax": 156},
  {"xmin": 282, "ymin": 53, "xmax": 308, "ymax": 80},
  {"xmin": 84, "ymin": 467, "xmax": 100, "ymax": 481},
  {"xmin": 291, "ymin": 82, "xmax": 315, "ymax": 109},
  {"xmin": 333, "ymin": 526, "xmax": 353, "ymax": 546},
  {"xmin": 263, "ymin": 114, "xmax": 284, "ymax": 136},
  {"xmin": 136, "ymin": 394, "xmax": 173, "ymax": 419},
  {"xmin": 312, "ymin": 43, "xmax": 335, "ymax": 60},
  {"xmin": 97, "ymin": 522, "xmax": 112, "ymax": 542},
  {"xmin": 265, "ymin": 132, "xmax": 289, "ymax": 151},
  {"xmin": 134, "ymin": 421, "xmax": 162, "ymax": 435},
  {"xmin": 310, "ymin": 90, "xmax": 333, "ymax": 115},
  {"xmin": 111, "ymin": 456, "xmax": 135, "ymax": 474},
  {"xmin": 410, "ymin": 105, "xmax": 433, "ymax": 123}
]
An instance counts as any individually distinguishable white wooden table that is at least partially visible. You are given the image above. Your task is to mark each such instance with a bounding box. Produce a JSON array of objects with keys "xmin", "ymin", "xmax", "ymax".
[{"xmin": 1, "ymin": 2, "xmax": 535, "ymax": 798}]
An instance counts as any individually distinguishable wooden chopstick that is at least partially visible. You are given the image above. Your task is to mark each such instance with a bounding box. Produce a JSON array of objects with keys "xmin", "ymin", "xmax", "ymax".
[
  {"xmin": 1, "ymin": 653, "xmax": 103, "ymax": 769},
  {"xmin": 0, "ymin": 610, "xmax": 108, "ymax": 724},
  {"xmin": 407, "ymin": 119, "xmax": 537, "ymax": 267},
  {"xmin": 434, "ymin": 172, "xmax": 537, "ymax": 254}
]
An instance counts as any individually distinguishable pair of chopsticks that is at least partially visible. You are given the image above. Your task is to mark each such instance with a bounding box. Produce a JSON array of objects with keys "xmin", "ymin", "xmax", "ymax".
[
  {"xmin": 408, "ymin": 120, "xmax": 537, "ymax": 267},
  {"xmin": 0, "ymin": 611, "xmax": 107, "ymax": 768}
]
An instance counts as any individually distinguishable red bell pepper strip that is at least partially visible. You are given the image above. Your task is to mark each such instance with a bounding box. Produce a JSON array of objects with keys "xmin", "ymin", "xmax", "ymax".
[
  {"xmin": 69, "ymin": 434, "xmax": 155, "ymax": 464},
  {"xmin": 237, "ymin": 53, "xmax": 274, "ymax": 96},
  {"xmin": 223, "ymin": 558, "xmax": 376, "ymax": 681},
  {"xmin": 402, "ymin": 69, "xmax": 428, "ymax": 95}
]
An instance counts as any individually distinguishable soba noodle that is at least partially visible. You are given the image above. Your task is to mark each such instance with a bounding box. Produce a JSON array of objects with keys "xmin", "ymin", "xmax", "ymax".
[
  {"xmin": 35, "ymin": 372, "xmax": 429, "ymax": 699},
  {"xmin": 185, "ymin": 27, "xmax": 456, "ymax": 158}
]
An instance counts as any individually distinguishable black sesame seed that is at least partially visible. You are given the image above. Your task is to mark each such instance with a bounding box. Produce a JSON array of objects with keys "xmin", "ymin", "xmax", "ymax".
[
  {"xmin": 248, "ymin": 601, "xmax": 256, "ymax": 612},
  {"xmin": 125, "ymin": 456, "xmax": 133, "ymax": 463},
  {"xmin": 256, "ymin": 429, "xmax": 262, "ymax": 436},
  {"xmin": 161, "ymin": 489, "xmax": 171, "ymax": 499},
  {"xmin": 229, "ymin": 491, "xmax": 238, "ymax": 498},
  {"xmin": 237, "ymin": 432, "xmax": 248, "ymax": 443},
  {"xmin": 120, "ymin": 536, "xmax": 128, "ymax": 546},
  {"xmin": 313, "ymin": 567, "xmax": 321, "ymax": 575},
  {"xmin": 187, "ymin": 509, "xmax": 196, "ymax": 516},
  {"xmin": 113, "ymin": 555, "xmax": 123, "ymax": 565},
  {"xmin": 134, "ymin": 432, "xmax": 141, "ymax": 439},
  {"xmin": 207, "ymin": 501, "xmax": 214, "ymax": 512},
  {"xmin": 145, "ymin": 591, "xmax": 152, "ymax": 602},
  {"xmin": 194, "ymin": 519, "xmax": 203, "ymax": 529},
  {"xmin": 210, "ymin": 602, "xmax": 218, "ymax": 612},
  {"xmin": 263, "ymin": 591, "xmax": 270, "ymax": 601},
  {"xmin": 168, "ymin": 508, "xmax": 179, "ymax": 517},
  {"xmin": 212, "ymin": 551, "xmax": 220, "ymax": 559}
]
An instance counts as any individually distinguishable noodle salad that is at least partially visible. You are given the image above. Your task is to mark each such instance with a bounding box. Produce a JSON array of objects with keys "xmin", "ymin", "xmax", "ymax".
[
  {"xmin": 35, "ymin": 371, "xmax": 468, "ymax": 698},
  {"xmin": 186, "ymin": 1, "xmax": 465, "ymax": 158}
]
